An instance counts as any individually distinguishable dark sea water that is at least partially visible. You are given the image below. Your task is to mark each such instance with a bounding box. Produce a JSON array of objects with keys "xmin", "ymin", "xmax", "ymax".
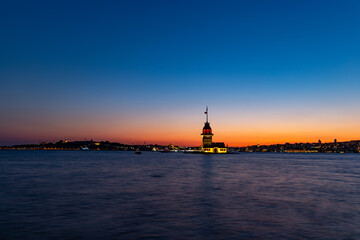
[{"xmin": 0, "ymin": 150, "xmax": 359, "ymax": 240}]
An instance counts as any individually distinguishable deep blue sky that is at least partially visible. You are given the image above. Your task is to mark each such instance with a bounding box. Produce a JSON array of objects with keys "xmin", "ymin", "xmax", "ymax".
[
  {"xmin": 2, "ymin": 0, "xmax": 360, "ymax": 75},
  {"xmin": 1, "ymin": 0, "xmax": 360, "ymax": 145}
]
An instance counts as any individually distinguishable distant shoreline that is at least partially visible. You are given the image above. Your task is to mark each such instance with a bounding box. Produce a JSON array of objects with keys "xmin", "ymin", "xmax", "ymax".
[
  {"xmin": 0, "ymin": 149, "xmax": 359, "ymax": 154},
  {"xmin": 1, "ymin": 139, "xmax": 360, "ymax": 153}
]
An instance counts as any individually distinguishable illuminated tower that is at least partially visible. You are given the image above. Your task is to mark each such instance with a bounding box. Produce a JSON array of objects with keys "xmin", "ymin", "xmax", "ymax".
[{"xmin": 201, "ymin": 106, "xmax": 213, "ymax": 148}]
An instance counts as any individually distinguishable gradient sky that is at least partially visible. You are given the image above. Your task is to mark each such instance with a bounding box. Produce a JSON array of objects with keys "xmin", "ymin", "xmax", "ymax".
[{"xmin": 1, "ymin": 0, "xmax": 360, "ymax": 146}]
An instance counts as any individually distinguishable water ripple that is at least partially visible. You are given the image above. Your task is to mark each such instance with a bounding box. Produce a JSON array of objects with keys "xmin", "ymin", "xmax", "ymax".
[{"xmin": 0, "ymin": 151, "xmax": 360, "ymax": 239}]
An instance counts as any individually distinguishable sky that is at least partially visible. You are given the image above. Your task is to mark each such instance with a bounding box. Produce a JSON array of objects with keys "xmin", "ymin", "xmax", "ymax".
[{"xmin": 1, "ymin": 0, "xmax": 360, "ymax": 146}]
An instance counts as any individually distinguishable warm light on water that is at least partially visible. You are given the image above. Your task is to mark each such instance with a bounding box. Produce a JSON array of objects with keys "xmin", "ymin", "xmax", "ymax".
[{"xmin": 0, "ymin": 150, "xmax": 359, "ymax": 239}]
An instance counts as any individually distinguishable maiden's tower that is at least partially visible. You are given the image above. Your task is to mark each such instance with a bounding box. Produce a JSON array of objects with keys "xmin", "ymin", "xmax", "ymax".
[{"xmin": 201, "ymin": 107, "xmax": 227, "ymax": 153}]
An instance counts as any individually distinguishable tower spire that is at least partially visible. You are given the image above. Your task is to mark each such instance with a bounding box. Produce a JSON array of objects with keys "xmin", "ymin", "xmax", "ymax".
[{"xmin": 205, "ymin": 106, "xmax": 208, "ymax": 123}]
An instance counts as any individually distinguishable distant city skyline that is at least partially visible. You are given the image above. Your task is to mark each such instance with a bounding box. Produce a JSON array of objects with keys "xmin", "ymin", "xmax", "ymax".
[{"xmin": 1, "ymin": 0, "xmax": 360, "ymax": 146}]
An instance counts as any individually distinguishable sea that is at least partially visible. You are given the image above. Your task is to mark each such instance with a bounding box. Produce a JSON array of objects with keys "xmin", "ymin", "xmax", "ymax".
[{"xmin": 0, "ymin": 150, "xmax": 359, "ymax": 240}]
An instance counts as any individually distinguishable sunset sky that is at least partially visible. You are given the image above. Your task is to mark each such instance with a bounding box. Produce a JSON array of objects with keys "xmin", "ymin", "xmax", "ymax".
[{"xmin": 1, "ymin": 0, "xmax": 360, "ymax": 146}]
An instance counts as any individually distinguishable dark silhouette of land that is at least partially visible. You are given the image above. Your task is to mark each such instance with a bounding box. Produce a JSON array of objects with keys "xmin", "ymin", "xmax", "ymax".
[
  {"xmin": 0, "ymin": 140, "xmax": 168, "ymax": 151},
  {"xmin": 1, "ymin": 139, "xmax": 360, "ymax": 153},
  {"xmin": 232, "ymin": 139, "xmax": 360, "ymax": 153}
]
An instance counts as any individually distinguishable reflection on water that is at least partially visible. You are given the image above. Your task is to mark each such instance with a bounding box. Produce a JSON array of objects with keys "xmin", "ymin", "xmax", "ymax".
[{"xmin": 0, "ymin": 151, "xmax": 359, "ymax": 239}]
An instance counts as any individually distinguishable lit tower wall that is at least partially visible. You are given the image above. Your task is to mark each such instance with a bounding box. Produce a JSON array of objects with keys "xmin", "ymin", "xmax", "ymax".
[{"xmin": 201, "ymin": 107, "xmax": 213, "ymax": 148}]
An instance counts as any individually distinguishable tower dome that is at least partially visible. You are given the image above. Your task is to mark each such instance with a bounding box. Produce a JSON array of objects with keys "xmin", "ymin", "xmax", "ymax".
[{"xmin": 202, "ymin": 122, "xmax": 213, "ymax": 135}]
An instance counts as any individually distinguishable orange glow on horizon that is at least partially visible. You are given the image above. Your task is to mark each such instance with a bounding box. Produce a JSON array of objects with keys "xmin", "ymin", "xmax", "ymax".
[
  {"xmin": 2, "ymin": 107, "xmax": 360, "ymax": 147},
  {"xmin": 3, "ymin": 125, "xmax": 360, "ymax": 147}
]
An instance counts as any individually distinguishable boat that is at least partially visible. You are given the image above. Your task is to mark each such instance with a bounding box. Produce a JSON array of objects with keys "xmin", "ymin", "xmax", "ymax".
[
  {"xmin": 135, "ymin": 149, "xmax": 141, "ymax": 154},
  {"xmin": 158, "ymin": 148, "xmax": 170, "ymax": 153},
  {"xmin": 81, "ymin": 147, "xmax": 90, "ymax": 151}
]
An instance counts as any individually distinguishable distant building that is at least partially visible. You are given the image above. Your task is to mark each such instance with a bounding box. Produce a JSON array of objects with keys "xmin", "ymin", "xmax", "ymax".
[{"xmin": 201, "ymin": 107, "xmax": 227, "ymax": 153}]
